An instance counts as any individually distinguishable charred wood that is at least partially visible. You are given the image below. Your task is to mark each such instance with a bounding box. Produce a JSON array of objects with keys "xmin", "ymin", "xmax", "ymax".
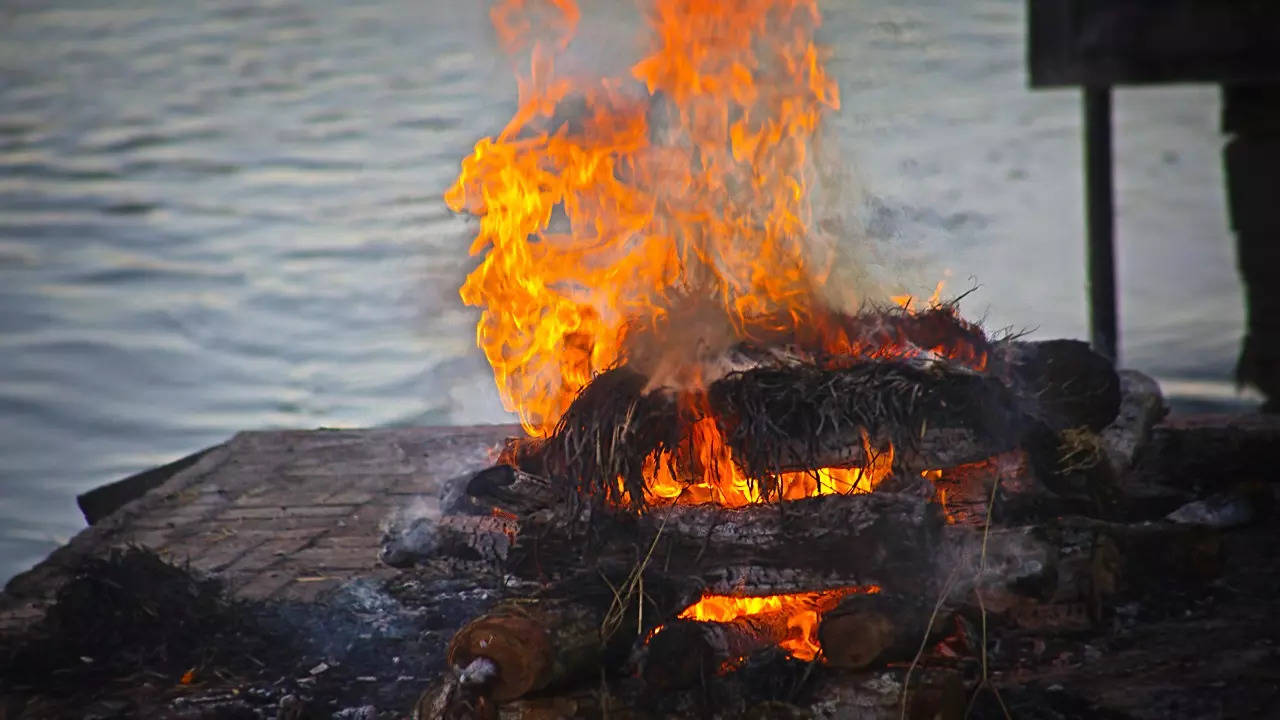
[
  {"xmin": 518, "ymin": 338, "xmax": 1121, "ymax": 508},
  {"xmin": 1101, "ymin": 369, "xmax": 1167, "ymax": 473},
  {"xmin": 708, "ymin": 360, "xmax": 1022, "ymax": 480},
  {"xmin": 992, "ymin": 338, "xmax": 1121, "ymax": 432},
  {"xmin": 943, "ymin": 518, "xmax": 1223, "ymax": 628},
  {"xmin": 466, "ymin": 466, "xmax": 563, "ymax": 517},
  {"xmin": 1136, "ymin": 413, "xmax": 1280, "ymax": 494},
  {"xmin": 643, "ymin": 613, "xmax": 797, "ymax": 690},
  {"xmin": 504, "ymin": 491, "xmax": 944, "ymax": 592},
  {"xmin": 381, "ymin": 512, "xmax": 516, "ymax": 568}
]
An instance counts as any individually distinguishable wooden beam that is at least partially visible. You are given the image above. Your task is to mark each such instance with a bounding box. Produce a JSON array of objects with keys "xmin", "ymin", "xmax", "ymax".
[{"xmin": 1029, "ymin": 0, "xmax": 1280, "ymax": 88}]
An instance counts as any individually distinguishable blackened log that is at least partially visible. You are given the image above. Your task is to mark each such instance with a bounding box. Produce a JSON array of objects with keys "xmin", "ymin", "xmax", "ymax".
[
  {"xmin": 817, "ymin": 592, "xmax": 938, "ymax": 670},
  {"xmin": 380, "ymin": 511, "xmax": 516, "ymax": 568},
  {"xmin": 993, "ymin": 339, "xmax": 1121, "ymax": 432},
  {"xmin": 453, "ymin": 465, "xmax": 1219, "ymax": 605},
  {"xmin": 1087, "ymin": 519, "xmax": 1223, "ymax": 599},
  {"xmin": 942, "ymin": 518, "xmax": 1223, "ymax": 626},
  {"xmin": 1101, "ymin": 370, "xmax": 1166, "ymax": 473},
  {"xmin": 519, "ymin": 338, "xmax": 1121, "ymax": 508},
  {"xmin": 466, "ymin": 465, "xmax": 562, "ymax": 516},
  {"xmin": 436, "ymin": 514, "xmax": 517, "ymax": 563},
  {"xmin": 504, "ymin": 492, "xmax": 944, "ymax": 592},
  {"xmin": 445, "ymin": 599, "xmax": 604, "ymax": 703},
  {"xmin": 1136, "ymin": 413, "xmax": 1280, "ymax": 494},
  {"xmin": 709, "ymin": 360, "xmax": 1023, "ymax": 479},
  {"xmin": 644, "ymin": 613, "xmax": 797, "ymax": 690}
]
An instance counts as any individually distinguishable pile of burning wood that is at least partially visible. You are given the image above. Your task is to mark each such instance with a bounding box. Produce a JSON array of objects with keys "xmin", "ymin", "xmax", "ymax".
[
  {"xmin": 402, "ymin": 1, "xmax": 1236, "ymax": 716},
  {"xmin": 387, "ymin": 308, "xmax": 1205, "ymax": 719}
]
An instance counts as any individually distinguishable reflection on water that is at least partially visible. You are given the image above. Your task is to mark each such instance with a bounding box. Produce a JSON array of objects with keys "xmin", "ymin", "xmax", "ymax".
[{"xmin": 0, "ymin": 0, "xmax": 1255, "ymax": 583}]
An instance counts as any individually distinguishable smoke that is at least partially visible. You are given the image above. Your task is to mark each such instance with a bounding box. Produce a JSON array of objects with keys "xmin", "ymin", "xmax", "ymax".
[
  {"xmin": 379, "ymin": 440, "xmax": 502, "ymax": 566},
  {"xmin": 449, "ymin": 0, "xmax": 964, "ymax": 433}
]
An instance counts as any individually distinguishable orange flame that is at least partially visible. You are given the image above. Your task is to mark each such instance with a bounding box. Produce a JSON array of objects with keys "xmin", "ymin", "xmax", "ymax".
[
  {"xmin": 447, "ymin": 0, "xmax": 841, "ymax": 437},
  {"xmin": 449, "ymin": 0, "xmax": 984, "ymax": 506},
  {"xmin": 640, "ymin": 416, "xmax": 894, "ymax": 507},
  {"xmin": 671, "ymin": 586, "xmax": 880, "ymax": 662},
  {"xmin": 890, "ymin": 277, "xmax": 947, "ymax": 312}
]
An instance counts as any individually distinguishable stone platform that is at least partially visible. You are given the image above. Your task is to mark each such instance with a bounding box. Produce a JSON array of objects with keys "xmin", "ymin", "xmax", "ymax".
[
  {"xmin": 4, "ymin": 417, "xmax": 1280, "ymax": 719},
  {"xmin": 0, "ymin": 424, "xmax": 518, "ymax": 637}
]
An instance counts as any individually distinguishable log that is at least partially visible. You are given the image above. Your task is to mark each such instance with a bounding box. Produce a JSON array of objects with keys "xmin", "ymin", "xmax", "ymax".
[
  {"xmin": 456, "ymin": 464, "xmax": 1221, "ymax": 607},
  {"xmin": 456, "ymin": 467, "xmax": 944, "ymax": 592},
  {"xmin": 466, "ymin": 465, "xmax": 564, "ymax": 516},
  {"xmin": 708, "ymin": 360, "xmax": 1024, "ymax": 477},
  {"xmin": 941, "ymin": 518, "xmax": 1223, "ymax": 626},
  {"xmin": 445, "ymin": 599, "xmax": 605, "ymax": 703},
  {"xmin": 991, "ymin": 339, "xmax": 1121, "ymax": 433},
  {"xmin": 817, "ymin": 592, "xmax": 937, "ymax": 670},
  {"xmin": 506, "ymin": 491, "xmax": 945, "ymax": 592},
  {"xmin": 1136, "ymin": 413, "xmax": 1280, "ymax": 494},
  {"xmin": 644, "ymin": 614, "xmax": 794, "ymax": 690},
  {"xmin": 380, "ymin": 511, "xmax": 517, "ymax": 568},
  {"xmin": 520, "ymin": 338, "xmax": 1121, "ymax": 507},
  {"xmin": 1101, "ymin": 369, "xmax": 1166, "ymax": 473}
]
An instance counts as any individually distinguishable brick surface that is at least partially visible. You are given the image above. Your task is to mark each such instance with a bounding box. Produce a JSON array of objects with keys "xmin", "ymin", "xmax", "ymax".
[
  {"xmin": 288, "ymin": 546, "xmax": 384, "ymax": 571},
  {"xmin": 278, "ymin": 576, "xmax": 344, "ymax": 603},
  {"xmin": 232, "ymin": 570, "xmax": 298, "ymax": 600},
  {"xmin": 225, "ymin": 533, "xmax": 322, "ymax": 573},
  {"xmin": 0, "ymin": 424, "xmax": 519, "ymax": 635},
  {"xmin": 311, "ymin": 534, "xmax": 377, "ymax": 549},
  {"xmin": 214, "ymin": 504, "xmax": 356, "ymax": 521},
  {"xmin": 188, "ymin": 532, "xmax": 271, "ymax": 574}
]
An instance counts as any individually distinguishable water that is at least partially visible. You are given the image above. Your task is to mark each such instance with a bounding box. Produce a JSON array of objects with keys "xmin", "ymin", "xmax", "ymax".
[{"xmin": 0, "ymin": 0, "xmax": 1257, "ymax": 585}]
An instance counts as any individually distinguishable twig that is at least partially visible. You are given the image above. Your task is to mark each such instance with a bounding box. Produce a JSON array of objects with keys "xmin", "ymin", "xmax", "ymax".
[
  {"xmin": 600, "ymin": 517, "xmax": 667, "ymax": 642},
  {"xmin": 962, "ymin": 471, "xmax": 1012, "ymax": 720},
  {"xmin": 899, "ymin": 562, "xmax": 962, "ymax": 720}
]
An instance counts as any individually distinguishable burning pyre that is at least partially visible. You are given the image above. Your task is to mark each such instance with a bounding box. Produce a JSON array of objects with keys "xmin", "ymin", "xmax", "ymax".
[{"xmin": 436, "ymin": 0, "xmax": 1124, "ymax": 705}]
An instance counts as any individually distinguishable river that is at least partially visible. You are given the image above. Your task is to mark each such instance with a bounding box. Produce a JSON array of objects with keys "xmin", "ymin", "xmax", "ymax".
[{"xmin": 0, "ymin": 0, "xmax": 1256, "ymax": 584}]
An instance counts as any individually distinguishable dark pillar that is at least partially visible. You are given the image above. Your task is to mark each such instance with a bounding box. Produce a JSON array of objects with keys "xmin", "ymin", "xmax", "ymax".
[
  {"xmin": 1083, "ymin": 86, "xmax": 1118, "ymax": 363},
  {"xmin": 1223, "ymin": 85, "xmax": 1280, "ymax": 410}
]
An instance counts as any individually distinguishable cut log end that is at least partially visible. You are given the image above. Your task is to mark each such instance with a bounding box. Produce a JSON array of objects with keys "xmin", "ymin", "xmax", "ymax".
[
  {"xmin": 817, "ymin": 609, "xmax": 896, "ymax": 669},
  {"xmin": 817, "ymin": 592, "xmax": 935, "ymax": 670},
  {"xmin": 447, "ymin": 611, "xmax": 553, "ymax": 703}
]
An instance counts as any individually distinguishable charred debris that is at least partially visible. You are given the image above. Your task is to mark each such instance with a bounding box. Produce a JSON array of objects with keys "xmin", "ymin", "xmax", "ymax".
[{"xmin": 4, "ymin": 312, "xmax": 1280, "ymax": 719}]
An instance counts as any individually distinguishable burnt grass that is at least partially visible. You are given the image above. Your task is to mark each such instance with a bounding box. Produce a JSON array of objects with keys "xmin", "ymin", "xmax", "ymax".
[
  {"xmin": 537, "ymin": 356, "xmax": 1018, "ymax": 511},
  {"xmin": 0, "ymin": 549, "xmax": 501, "ymax": 719},
  {"xmin": 531, "ymin": 304, "xmax": 1022, "ymax": 511}
]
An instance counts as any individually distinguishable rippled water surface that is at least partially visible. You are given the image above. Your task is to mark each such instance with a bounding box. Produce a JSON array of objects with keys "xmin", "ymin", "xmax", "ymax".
[{"xmin": 0, "ymin": 0, "xmax": 1255, "ymax": 583}]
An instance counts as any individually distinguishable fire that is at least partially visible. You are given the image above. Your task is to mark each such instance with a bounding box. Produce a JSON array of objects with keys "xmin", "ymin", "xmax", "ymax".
[
  {"xmin": 641, "ymin": 420, "xmax": 893, "ymax": 507},
  {"xmin": 449, "ymin": 0, "xmax": 983, "ymax": 505},
  {"xmin": 447, "ymin": 0, "xmax": 841, "ymax": 437},
  {"xmin": 890, "ymin": 278, "xmax": 947, "ymax": 312},
  {"xmin": 669, "ymin": 586, "xmax": 880, "ymax": 663}
]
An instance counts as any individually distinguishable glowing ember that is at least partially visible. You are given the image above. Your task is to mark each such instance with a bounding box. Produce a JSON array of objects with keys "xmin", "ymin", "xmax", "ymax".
[
  {"xmin": 640, "ymin": 423, "xmax": 894, "ymax": 507},
  {"xmin": 667, "ymin": 586, "xmax": 880, "ymax": 663}
]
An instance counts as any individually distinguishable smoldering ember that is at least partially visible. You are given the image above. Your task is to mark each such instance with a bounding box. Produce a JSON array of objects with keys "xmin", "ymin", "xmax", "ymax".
[{"xmin": 3, "ymin": 1, "xmax": 1280, "ymax": 720}]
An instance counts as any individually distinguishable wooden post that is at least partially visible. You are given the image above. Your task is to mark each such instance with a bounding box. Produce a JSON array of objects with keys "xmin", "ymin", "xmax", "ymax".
[{"xmin": 1083, "ymin": 85, "xmax": 1117, "ymax": 363}]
